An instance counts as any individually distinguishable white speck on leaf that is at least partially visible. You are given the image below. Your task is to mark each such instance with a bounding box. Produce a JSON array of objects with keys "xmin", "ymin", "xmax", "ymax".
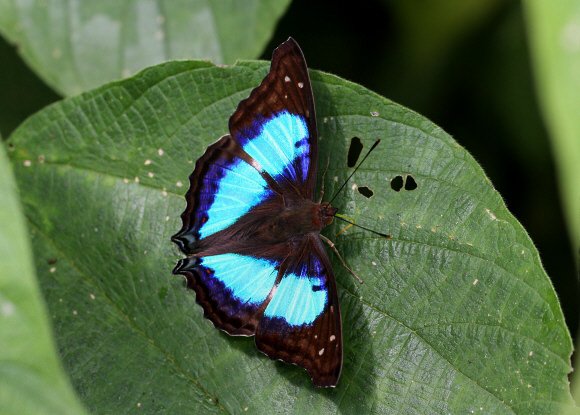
[
  {"xmin": 144, "ymin": 159, "xmax": 152, "ymax": 165},
  {"xmin": 1, "ymin": 301, "xmax": 15, "ymax": 317},
  {"xmin": 561, "ymin": 18, "xmax": 580, "ymax": 52},
  {"xmin": 485, "ymin": 208, "xmax": 497, "ymax": 220},
  {"xmin": 23, "ymin": 160, "xmax": 31, "ymax": 167},
  {"xmin": 370, "ymin": 111, "xmax": 379, "ymax": 117},
  {"xmin": 176, "ymin": 181, "xmax": 183, "ymax": 188},
  {"xmin": 49, "ymin": 267, "xmax": 56, "ymax": 273},
  {"xmin": 473, "ymin": 278, "xmax": 479, "ymax": 286},
  {"xmin": 158, "ymin": 148, "xmax": 165, "ymax": 156}
]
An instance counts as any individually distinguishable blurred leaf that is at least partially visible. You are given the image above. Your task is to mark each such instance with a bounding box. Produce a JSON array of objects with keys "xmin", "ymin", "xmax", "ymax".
[
  {"xmin": 0, "ymin": 143, "xmax": 87, "ymax": 414},
  {"xmin": 523, "ymin": 0, "xmax": 580, "ymax": 255},
  {"xmin": 6, "ymin": 60, "xmax": 577, "ymax": 414},
  {"xmin": 0, "ymin": 0, "xmax": 290, "ymax": 96}
]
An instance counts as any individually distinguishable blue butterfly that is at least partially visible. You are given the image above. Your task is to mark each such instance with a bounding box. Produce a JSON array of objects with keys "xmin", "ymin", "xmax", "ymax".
[{"xmin": 172, "ymin": 38, "xmax": 342, "ymax": 387}]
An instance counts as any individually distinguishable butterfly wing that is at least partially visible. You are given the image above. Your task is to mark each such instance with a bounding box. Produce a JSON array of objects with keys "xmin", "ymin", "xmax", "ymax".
[
  {"xmin": 174, "ymin": 250, "xmax": 282, "ymax": 335},
  {"xmin": 256, "ymin": 235, "xmax": 343, "ymax": 387},
  {"xmin": 229, "ymin": 37, "xmax": 318, "ymax": 198}
]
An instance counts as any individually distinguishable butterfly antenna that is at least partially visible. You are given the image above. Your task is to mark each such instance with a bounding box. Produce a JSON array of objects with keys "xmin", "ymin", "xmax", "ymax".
[
  {"xmin": 327, "ymin": 139, "xmax": 381, "ymax": 206},
  {"xmin": 335, "ymin": 215, "xmax": 391, "ymax": 238}
]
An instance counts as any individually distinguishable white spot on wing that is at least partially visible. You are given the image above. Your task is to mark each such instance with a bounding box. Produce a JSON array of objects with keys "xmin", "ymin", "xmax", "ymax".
[
  {"xmin": 330, "ymin": 335, "xmax": 336, "ymax": 342},
  {"xmin": 284, "ymin": 76, "xmax": 291, "ymax": 82},
  {"xmin": 318, "ymin": 348, "xmax": 325, "ymax": 356},
  {"xmin": 298, "ymin": 82, "xmax": 304, "ymax": 88}
]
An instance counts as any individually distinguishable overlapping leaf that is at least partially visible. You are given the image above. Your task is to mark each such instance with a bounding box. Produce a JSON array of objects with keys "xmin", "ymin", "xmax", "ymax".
[
  {"xmin": 0, "ymin": 0, "xmax": 290, "ymax": 96},
  {"xmin": 6, "ymin": 60, "xmax": 576, "ymax": 414},
  {"xmin": 0, "ymin": 144, "xmax": 87, "ymax": 415}
]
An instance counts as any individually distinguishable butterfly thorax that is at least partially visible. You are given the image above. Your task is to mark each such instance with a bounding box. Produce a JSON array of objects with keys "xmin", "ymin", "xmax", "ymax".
[{"xmin": 263, "ymin": 199, "xmax": 337, "ymax": 242}]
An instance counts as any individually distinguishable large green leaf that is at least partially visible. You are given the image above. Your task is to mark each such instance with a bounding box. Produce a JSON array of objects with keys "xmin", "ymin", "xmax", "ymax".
[
  {"xmin": 0, "ymin": 0, "xmax": 290, "ymax": 96},
  {"xmin": 0, "ymin": 143, "xmax": 87, "ymax": 414},
  {"xmin": 523, "ymin": 0, "xmax": 580, "ymax": 255},
  {"xmin": 6, "ymin": 60, "xmax": 577, "ymax": 414}
]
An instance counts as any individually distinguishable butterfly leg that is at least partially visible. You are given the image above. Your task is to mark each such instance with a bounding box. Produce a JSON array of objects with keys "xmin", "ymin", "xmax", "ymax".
[
  {"xmin": 317, "ymin": 156, "xmax": 331, "ymax": 203},
  {"xmin": 319, "ymin": 234, "xmax": 363, "ymax": 284}
]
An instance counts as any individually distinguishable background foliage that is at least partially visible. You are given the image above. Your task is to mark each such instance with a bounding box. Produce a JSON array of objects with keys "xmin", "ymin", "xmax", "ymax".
[{"xmin": 0, "ymin": 0, "xmax": 578, "ymax": 413}]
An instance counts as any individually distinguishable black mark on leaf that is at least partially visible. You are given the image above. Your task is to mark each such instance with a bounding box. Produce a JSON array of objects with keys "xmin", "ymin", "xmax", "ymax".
[
  {"xmin": 347, "ymin": 137, "xmax": 363, "ymax": 167},
  {"xmin": 391, "ymin": 174, "xmax": 418, "ymax": 191},
  {"xmin": 390, "ymin": 175, "xmax": 404, "ymax": 191},
  {"xmin": 357, "ymin": 186, "xmax": 374, "ymax": 198},
  {"xmin": 404, "ymin": 175, "xmax": 417, "ymax": 190}
]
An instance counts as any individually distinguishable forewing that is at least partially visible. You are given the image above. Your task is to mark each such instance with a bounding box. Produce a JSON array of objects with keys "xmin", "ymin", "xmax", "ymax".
[
  {"xmin": 172, "ymin": 134, "xmax": 274, "ymax": 254},
  {"xmin": 255, "ymin": 236, "xmax": 343, "ymax": 387},
  {"xmin": 229, "ymin": 37, "xmax": 318, "ymax": 197}
]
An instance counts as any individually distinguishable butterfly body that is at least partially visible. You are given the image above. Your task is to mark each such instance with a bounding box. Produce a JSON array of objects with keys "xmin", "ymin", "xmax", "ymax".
[{"xmin": 172, "ymin": 38, "xmax": 343, "ymax": 387}]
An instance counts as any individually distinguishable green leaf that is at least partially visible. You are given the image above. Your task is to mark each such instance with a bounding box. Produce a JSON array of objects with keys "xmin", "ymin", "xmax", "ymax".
[
  {"xmin": 523, "ymin": 0, "xmax": 580, "ymax": 254},
  {"xmin": 0, "ymin": 0, "xmax": 290, "ymax": 96},
  {"xmin": 0, "ymin": 143, "xmax": 87, "ymax": 414},
  {"xmin": 7, "ymin": 60, "xmax": 577, "ymax": 414}
]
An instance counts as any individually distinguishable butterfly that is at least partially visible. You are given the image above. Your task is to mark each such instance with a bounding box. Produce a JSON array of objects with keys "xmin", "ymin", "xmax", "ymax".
[{"xmin": 172, "ymin": 37, "xmax": 342, "ymax": 387}]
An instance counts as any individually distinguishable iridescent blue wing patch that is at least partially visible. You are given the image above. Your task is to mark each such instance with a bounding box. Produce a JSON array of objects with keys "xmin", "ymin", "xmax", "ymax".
[
  {"xmin": 256, "ymin": 236, "xmax": 342, "ymax": 387},
  {"xmin": 172, "ymin": 134, "xmax": 274, "ymax": 254},
  {"xmin": 175, "ymin": 252, "xmax": 280, "ymax": 335}
]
